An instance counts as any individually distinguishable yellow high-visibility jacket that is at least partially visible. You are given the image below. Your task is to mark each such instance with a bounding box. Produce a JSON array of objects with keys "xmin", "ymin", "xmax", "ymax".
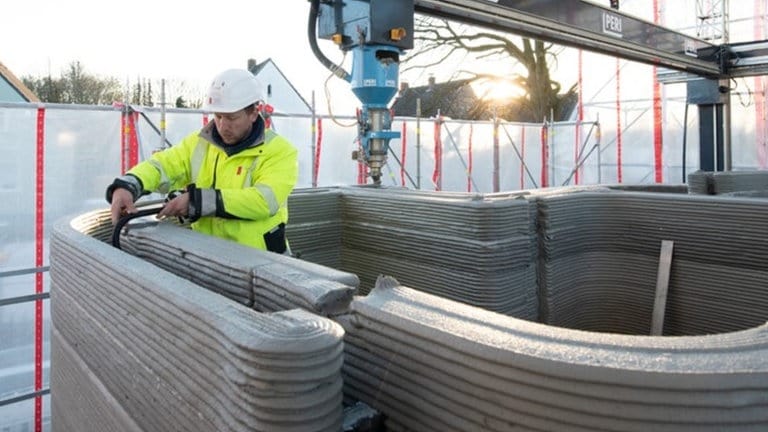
[{"xmin": 128, "ymin": 120, "xmax": 298, "ymax": 250}]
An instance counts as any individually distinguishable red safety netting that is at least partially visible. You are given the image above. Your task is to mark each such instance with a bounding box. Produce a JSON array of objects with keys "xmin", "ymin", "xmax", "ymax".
[
  {"xmin": 653, "ymin": 0, "xmax": 663, "ymax": 183},
  {"xmin": 432, "ymin": 117, "xmax": 443, "ymax": 191},
  {"xmin": 34, "ymin": 107, "xmax": 45, "ymax": 432},
  {"xmin": 540, "ymin": 124, "xmax": 549, "ymax": 188},
  {"xmin": 401, "ymin": 121, "xmax": 407, "ymax": 187},
  {"xmin": 314, "ymin": 118, "xmax": 323, "ymax": 187}
]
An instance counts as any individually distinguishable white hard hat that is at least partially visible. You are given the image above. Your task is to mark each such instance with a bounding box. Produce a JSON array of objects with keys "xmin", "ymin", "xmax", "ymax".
[{"xmin": 203, "ymin": 69, "xmax": 264, "ymax": 113}]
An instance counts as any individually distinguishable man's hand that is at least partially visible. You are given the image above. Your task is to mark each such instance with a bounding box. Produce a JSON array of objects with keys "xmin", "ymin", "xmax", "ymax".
[
  {"xmin": 110, "ymin": 188, "xmax": 138, "ymax": 225},
  {"xmin": 158, "ymin": 192, "xmax": 190, "ymax": 220}
]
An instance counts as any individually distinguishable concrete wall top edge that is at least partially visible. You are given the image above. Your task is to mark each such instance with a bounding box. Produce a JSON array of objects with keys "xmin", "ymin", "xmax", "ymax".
[{"xmin": 358, "ymin": 278, "xmax": 768, "ymax": 380}]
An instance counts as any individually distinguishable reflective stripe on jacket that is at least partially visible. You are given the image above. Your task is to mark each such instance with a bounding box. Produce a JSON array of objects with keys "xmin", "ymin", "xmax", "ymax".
[{"xmin": 128, "ymin": 124, "xmax": 298, "ymax": 250}]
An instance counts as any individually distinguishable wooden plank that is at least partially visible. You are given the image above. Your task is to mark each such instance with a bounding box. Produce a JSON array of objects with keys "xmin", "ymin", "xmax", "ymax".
[{"xmin": 651, "ymin": 240, "xmax": 675, "ymax": 336}]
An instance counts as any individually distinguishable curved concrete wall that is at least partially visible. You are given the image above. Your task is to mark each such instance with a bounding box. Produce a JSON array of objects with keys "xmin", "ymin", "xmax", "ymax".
[
  {"xmin": 119, "ymin": 222, "xmax": 358, "ymax": 316},
  {"xmin": 54, "ymin": 185, "xmax": 768, "ymax": 431},
  {"xmin": 537, "ymin": 191, "xmax": 768, "ymax": 335},
  {"xmin": 288, "ymin": 187, "xmax": 539, "ymax": 320},
  {"xmin": 289, "ymin": 186, "xmax": 768, "ymax": 336},
  {"xmin": 51, "ymin": 210, "xmax": 349, "ymax": 432},
  {"xmin": 342, "ymin": 276, "xmax": 768, "ymax": 432}
]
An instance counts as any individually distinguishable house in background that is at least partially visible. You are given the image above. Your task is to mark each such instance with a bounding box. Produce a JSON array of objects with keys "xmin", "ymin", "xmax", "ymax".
[
  {"xmin": 247, "ymin": 58, "xmax": 311, "ymax": 115},
  {"xmin": 0, "ymin": 61, "xmax": 39, "ymax": 102},
  {"xmin": 392, "ymin": 76, "xmax": 578, "ymax": 122},
  {"xmin": 392, "ymin": 76, "xmax": 483, "ymax": 120}
]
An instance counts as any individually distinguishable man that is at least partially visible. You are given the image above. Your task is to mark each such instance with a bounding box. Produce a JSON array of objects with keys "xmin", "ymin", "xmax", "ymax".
[{"xmin": 106, "ymin": 69, "xmax": 298, "ymax": 253}]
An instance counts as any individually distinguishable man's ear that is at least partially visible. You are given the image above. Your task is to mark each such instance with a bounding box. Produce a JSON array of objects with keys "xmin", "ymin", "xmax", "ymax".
[{"xmin": 250, "ymin": 106, "xmax": 261, "ymax": 123}]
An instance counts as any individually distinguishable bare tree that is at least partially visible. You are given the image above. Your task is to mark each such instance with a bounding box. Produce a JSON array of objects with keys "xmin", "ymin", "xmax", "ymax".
[
  {"xmin": 22, "ymin": 62, "xmax": 203, "ymax": 108},
  {"xmin": 407, "ymin": 17, "xmax": 577, "ymax": 122},
  {"xmin": 23, "ymin": 61, "xmax": 123, "ymax": 105},
  {"xmin": 61, "ymin": 61, "xmax": 124, "ymax": 104}
]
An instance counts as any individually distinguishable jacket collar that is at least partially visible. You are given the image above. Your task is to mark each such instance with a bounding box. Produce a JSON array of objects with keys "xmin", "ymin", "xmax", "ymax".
[{"xmin": 198, "ymin": 115, "xmax": 265, "ymax": 156}]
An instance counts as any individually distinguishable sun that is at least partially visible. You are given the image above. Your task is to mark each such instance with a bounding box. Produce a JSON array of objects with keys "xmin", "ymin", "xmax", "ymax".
[{"xmin": 471, "ymin": 78, "xmax": 526, "ymax": 101}]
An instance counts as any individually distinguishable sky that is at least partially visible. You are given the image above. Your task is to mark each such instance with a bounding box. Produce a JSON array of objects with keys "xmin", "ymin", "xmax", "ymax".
[
  {"xmin": 0, "ymin": 0, "xmax": 597, "ymax": 113},
  {"xmin": 1, "ymin": 0, "xmax": 756, "ymax": 113},
  {"xmin": 0, "ymin": 0, "xmax": 362, "ymax": 112}
]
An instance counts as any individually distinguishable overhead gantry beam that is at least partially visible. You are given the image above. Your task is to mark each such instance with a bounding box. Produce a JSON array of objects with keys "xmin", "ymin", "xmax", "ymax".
[
  {"xmin": 413, "ymin": 0, "xmax": 724, "ymax": 78},
  {"xmin": 727, "ymin": 40, "xmax": 768, "ymax": 78}
]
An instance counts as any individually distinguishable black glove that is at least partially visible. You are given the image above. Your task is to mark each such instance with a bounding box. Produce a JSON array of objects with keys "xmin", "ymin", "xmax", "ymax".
[{"xmin": 106, "ymin": 174, "xmax": 144, "ymax": 203}]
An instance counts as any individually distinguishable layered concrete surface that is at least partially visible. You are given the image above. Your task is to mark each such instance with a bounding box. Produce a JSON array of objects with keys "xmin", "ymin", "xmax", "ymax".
[
  {"xmin": 535, "ymin": 190, "xmax": 768, "ymax": 334},
  {"xmin": 688, "ymin": 170, "xmax": 768, "ymax": 195},
  {"xmin": 51, "ymin": 211, "xmax": 349, "ymax": 432},
  {"xmin": 52, "ymin": 184, "xmax": 768, "ymax": 431},
  {"xmin": 288, "ymin": 186, "xmax": 768, "ymax": 335},
  {"xmin": 342, "ymin": 276, "xmax": 768, "ymax": 431},
  {"xmin": 119, "ymin": 222, "xmax": 358, "ymax": 316},
  {"xmin": 288, "ymin": 187, "xmax": 539, "ymax": 320},
  {"xmin": 287, "ymin": 186, "xmax": 768, "ymax": 430}
]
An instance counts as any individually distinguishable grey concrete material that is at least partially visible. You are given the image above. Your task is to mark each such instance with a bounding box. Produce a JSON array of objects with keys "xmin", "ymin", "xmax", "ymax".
[
  {"xmin": 254, "ymin": 279, "xmax": 353, "ymax": 316},
  {"xmin": 604, "ymin": 184, "xmax": 689, "ymax": 194},
  {"xmin": 340, "ymin": 278, "xmax": 768, "ymax": 431},
  {"xmin": 125, "ymin": 221, "xmax": 358, "ymax": 287},
  {"xmin": 52, "ymin": 328, "xmax": 145, "ymax": 432},
  {"xmin": 52, "ymin": 275, "xmax": 211, "ymax": 432},
  {"xmin": 289, "ymin": 248, "xmax": 342, "ymax": 269},
  {"xmin": 343, "ymin": 343, "xmax": 602, "ymax": 432},
  {"xmin": 286, "ymin": 187, "xmax": 343, "ymax": 221},
  {"xmin": 53, "ymin": 231, "xmax": 345, "ymax": 358},
  {"xmin": 52, "ymin": 261, "xmax": 344, "ymax": 431},
  {"xmin": 340, "ymin": 247, "xmax": 539, "ymax": 318},
  {"xmin": 342, "ymin": 225, "xmax": 535, "ymax": 272},
  {"xmin": 342, "ymin": 401, "xmax": 383, "ymax": 432},
  {"xmin": 340, "ymin": 193, "xmax": 533, "ymax": 241},
  {"xmin": 253, "ymin": 263, "xmax": 357, "ymax": 316},
  {"xmin": 118, "ymin": 222, "xmax": 358, "ymax": 315},
  {"xmin": 51, "ymin": 216, "xmax": 346, "ymax": 431},
  {"xmin": 286, "ymin": 187, "xmax": 541, "ymax": 318},
  {"xmin": 52, "ymin": 270, "xmax": 343, "ymax": 431},
  {"xmin": 533, "ymin": 191, "xmax": 768, "ymax": 335},
  {"xmin": 688, "ymin": 170, "xmax": 768, "ymax": 195},
  {"xmin": 67, "ymin": 208, "xmax": 114, "ymax": 241},
  {"xmin": 343, "ymin": 315, "xmax": 768, "ymax": 415},
  {"xmin": 686, "ymin": 171, "xmax": 711, "ymax": 194},
  {"xmin": 345, "ymin": 344, "xmax": 767, "ymax": 432},
  {"xmin": 359, "ymin": 279, "xmax": 768, "ymax": 380},
  {"xmin": 542, "ymin": 252, "xmax": 768, "ymax": 335},
  {"xmin": 55, "ymin": 186, "xmax": 768, "ymax": 430},
  {"xmin": 343, "ymin": 367, "xmax": 492, "ymax": 432},
  {"xmin": 541, "ymin": 252, "xmax": 659, "ymax": 334},
  {"xmin": 341, "ymin": 373, "xmax": 467, "ymax": 432},
  {"xmin": 536, "ymin": 192, "xmax": 768, "ymax": 269},
  {"xmin": 123, "ymin": 237, "xmax": 254, "ymax": 302}
]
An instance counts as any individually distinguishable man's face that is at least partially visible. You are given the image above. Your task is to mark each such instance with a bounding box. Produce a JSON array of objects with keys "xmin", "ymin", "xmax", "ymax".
[{"xmin": 213, "ymin": 108, "xmax": 258, "ymax": 144}]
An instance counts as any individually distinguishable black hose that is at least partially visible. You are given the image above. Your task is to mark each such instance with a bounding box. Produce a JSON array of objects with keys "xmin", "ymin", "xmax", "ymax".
[
  {"xmin": 308, "ymin": 0, "xmax": 350, "ymax": 82},
  {"xmin": 111, "ymin": 207, "xmax": 163, "ymax": 249}
]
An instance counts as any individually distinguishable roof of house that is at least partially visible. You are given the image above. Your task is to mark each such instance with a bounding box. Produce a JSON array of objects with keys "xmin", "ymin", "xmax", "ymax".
[
  {"xmin": 393, "ymin": 76, "xmax": 579, "ymax": 122},
  {"xmin": 247, "ymin": 58, "xmax": 311, "ymax": 112},
  {"xmin": 391, "ymin": 78, "xmax": 483, "ymax": 120},
  {"xmin": 0, "ymin": 61, "xmax": 39, "ymax": 102}
]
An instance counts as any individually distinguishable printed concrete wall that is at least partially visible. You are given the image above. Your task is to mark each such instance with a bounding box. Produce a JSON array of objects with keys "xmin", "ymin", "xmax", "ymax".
[
  {"xmin": 341, "ymin": 276, "xmax": 768, "ymax": 432},
  {"xmin": 51, "ymin": 184, "xmax": 768, "ymax": 431},
  {"xmin": 289, "ymin": 185, "xmax": 768, "ymax": 336},
  {"xmin": 50, "ymin": 209, "xmax": 351, "ymax": 432},
  {"xmin": 535, "ymin": 190, "xmax": 768, "ymax": 335},
  {"xmin": 687, "ymin": 170, "xmax": 768, "ymax": 195},
  {"xmin": 288, "ymin": 187, "xmax": 539, "ymax": 320}
]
